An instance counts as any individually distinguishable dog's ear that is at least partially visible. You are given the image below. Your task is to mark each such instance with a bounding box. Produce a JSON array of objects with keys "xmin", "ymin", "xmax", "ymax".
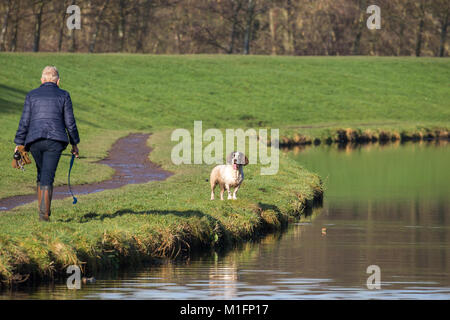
[
  {"xmin": 226, "ymin": 152, "xmax": 234, "ymax": 164},
  {"xmin": 236, "ymin": 152, "xmax": 248, "ymax": 165}
]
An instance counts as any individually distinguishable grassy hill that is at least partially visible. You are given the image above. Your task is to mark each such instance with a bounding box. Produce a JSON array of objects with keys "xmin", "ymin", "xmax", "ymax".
[{"xmin": 1, "ymin": 54, "xmax": 449, "ymax": 130}]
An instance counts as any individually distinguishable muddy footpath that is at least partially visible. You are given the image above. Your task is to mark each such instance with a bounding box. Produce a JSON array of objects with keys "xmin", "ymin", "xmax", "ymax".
[{"xmin": 0, "ymin": 133, "xmax": 172, "ymax": 211}]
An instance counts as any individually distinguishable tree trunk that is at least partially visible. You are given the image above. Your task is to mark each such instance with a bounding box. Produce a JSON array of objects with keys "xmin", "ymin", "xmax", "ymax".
[
  {"xmin": 228, "ymin": 1, "xmax": 242, "ymax": 54},
  {"xmin": 353, "ymin": 0, "xmax": 367, "ymax": 55},
  {"xmin": 136, "ymin": 0, "xmax": 152, "ymax": 53},
  {"xmin": 118, "ymin": 0, "xmax": 126, "ymax": 52},
  {"xmin": 89, "ymin": 0, "xmax": 110, "ymax": 53},
  {"xmin": 243, "ymin": 0, "xmax": 255, "ymax": 55},
  {"xmin": 439, "ymin": 12, "xmax": 448, "ymax": 57},
  {"xmin": 415, "ymin": 18, "xmax": 424, "ymax": 56},
  {"xmin": 69, "ymin": 29, "xmax": 76, "ymax": 52},
  {"xmin": 0, "ymin": 0, "xmax": 12, "ymax": 51},
  {"xmin": 285, "ymin": 0, "xmax": 296, "ymax": 55},
  {"xmin": 10, "ymin": 18, "xmax": 18, "ymax": 51},
  {"xmin": 33, "ymin": 0, "xmax": 45, "ymax": 52},
  {"xmin": 397, "ymin": 23, "xmax": 404, "ymax": 56},
  {"xmin": 269, "ymin": 8, "xmax": 276, "ymax": 55},
  {"xmin": 57, "ymin": 0, "xmax": 67, "ymax": 52},
  {"xmin": 9, "ymin": 0, "xmax": 20, "ymax": 52},
  {"xmin": 415, "ymin": 2, "xmax": 425, "ymax": 57}
]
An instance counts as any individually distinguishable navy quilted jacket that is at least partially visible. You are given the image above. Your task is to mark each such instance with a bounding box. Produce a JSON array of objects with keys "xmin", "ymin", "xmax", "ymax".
[{"xmin": 14, "ymin": 82, "xmax": 80, "ymax": 149}]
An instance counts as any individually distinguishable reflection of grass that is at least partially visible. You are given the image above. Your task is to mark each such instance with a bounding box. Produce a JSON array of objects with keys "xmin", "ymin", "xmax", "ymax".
[{"xmin": 289, "ymin": 142, "xmax": 450, "ymax": 202}]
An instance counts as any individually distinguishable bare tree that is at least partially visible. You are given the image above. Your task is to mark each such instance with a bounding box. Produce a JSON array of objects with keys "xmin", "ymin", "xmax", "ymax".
[
  {"xmin": 135, "ymin": 0, "xmax": 153, "ymax": 53},
  {"xmin": 242, "ymin": 0, "xmax": 255, "ymax": 54},
  {"xmin": 32, "ymin": 0, "xmax": 46, "ymax": 52},
  {"xmin": 0, "ymin": 0, "xmax": 12, "ymax": 51},
  {"xmin": 9, "ymin": 0, "xmax": 21, "ymax": 52},
  {"xmin": 414, "ymin": 0, "xmax": 426, "ymax": 57},
  {"xmin": 228, "ymin": 0, "xmax": 244, "ymax": 53},
  {"xmin": 0, "ymin": 0, "xmax": 446, "ymax": 56},
  {"xmin": 57, "ymin": 0, "xmax": 69, "ymax": 52},
  {"xmin": 352, "ymin": 0, "xmax": 367, "ymax": 55},
  {"xmin": 117, "ymin": 0, "xmax": 130, "ymax": 52},
  {"xmin": 431, "ymin": 0, "xmax": 449, "ymax": 57},
  {"xmin": 89, "ymin": 0, "xmax": 110, "ymax": 53}
]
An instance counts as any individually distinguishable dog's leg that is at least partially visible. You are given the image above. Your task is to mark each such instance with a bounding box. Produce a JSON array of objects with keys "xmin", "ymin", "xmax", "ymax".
[
  {"xmin": 226, "ymin": 184, "xmax": 232, "ymax": 200},
  {"xmin": 232, "ymin": 185, "xmax": 240, "ymax": 200},
  {"xmin": 210, "ymin": 179, "xmax": 216, "ymax": 200}
]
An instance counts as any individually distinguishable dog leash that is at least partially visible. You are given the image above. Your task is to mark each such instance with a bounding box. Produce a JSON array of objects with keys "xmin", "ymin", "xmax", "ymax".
[{"xmin": 68, "ymin": 154, "xmax": 78, "ymax": 204}]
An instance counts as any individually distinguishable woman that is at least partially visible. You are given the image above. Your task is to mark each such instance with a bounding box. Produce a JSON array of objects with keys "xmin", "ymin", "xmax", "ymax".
[{"xmin": 14, "ymin": 66, "xmax": 80, "ymax": 221}]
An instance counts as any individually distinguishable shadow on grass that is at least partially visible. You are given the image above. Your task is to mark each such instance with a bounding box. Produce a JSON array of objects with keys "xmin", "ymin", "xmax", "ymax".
[
  {"xmin": 0, "ymin": 84, "xmax": 27, "ymax": 115},
  {"xmin": 58, "ymin": 208, "xmax": 209, "ymax": 223}
]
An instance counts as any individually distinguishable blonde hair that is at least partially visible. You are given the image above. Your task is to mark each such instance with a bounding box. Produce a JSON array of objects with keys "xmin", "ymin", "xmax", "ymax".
[{"xmin": 41, "ymin": 66, "xmax": 59, "ymax": 82}]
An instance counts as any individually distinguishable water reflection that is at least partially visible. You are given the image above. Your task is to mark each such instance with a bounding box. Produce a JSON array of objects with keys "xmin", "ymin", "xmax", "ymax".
[{"xmin": 285, "ymin": 139, "xmax": 448, "ymax": 155}]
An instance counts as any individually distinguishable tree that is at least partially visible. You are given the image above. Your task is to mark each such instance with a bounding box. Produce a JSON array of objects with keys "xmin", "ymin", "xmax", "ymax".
[
  {"xmin": 431, "ymin": 0, "xmax": 449, "ymax": 57},
  {"xmin": 0, "ymin": 0, "xmax": 12, "ymax": 51},
  {"xmin": 33, "ymin": 0, "xmax": 46, "ymax": 52},
  {"xmin": 89, "ymin": 0, "xmax": 110, "ymax": 53},
  {"xmin": 9, "ymin": 0, "xmax": 21, "ymax": 52},
  {"xmin": 228, "ymin": 0, "xmax": 244, "ymax": 53},
  {"xmin": 0, "ymin": 0, "xmax": 447, "ymax": 56},
  {"xmin": 117, "ymin": 0, "xmax": 129, "ymax": 52},
  {"xmin": 242, "ymin": 0, "xmax": 255, "ymax": 54},
  {"xmin": 414, "ymin": 0, "xmax": 426, "ymax": 57},
  {"xmin": 352, "ymin": 0, "xmax": 367, "ymax": 55},
  {"xmin": 57, "ymin": 0, "xmax": 69, "ymax": 52}
]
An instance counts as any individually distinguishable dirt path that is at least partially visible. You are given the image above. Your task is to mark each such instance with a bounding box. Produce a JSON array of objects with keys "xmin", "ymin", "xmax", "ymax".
[{"xmin": 0, "ymin": 133, "xmax": 172, "ymax": 211}]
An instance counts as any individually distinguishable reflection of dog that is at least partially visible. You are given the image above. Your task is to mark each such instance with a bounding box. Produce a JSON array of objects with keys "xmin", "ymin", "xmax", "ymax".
[{"xmin": 210, "ymin": 152, "xmax": 249, "ymax": 200}]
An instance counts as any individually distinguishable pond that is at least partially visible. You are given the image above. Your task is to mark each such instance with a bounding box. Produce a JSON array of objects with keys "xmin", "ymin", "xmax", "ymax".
[{"xmin": 2, "ymin": 141, "xmax": 449, "ymax": 299}]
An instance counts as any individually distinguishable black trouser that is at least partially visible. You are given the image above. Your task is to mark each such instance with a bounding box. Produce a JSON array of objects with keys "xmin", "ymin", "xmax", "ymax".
[{"xmin": 30, "ymin": 139, "xmax": 67, "ymax": 186}]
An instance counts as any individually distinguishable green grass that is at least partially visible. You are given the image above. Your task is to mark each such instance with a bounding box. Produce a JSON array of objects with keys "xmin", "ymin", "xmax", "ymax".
[{"xmin": 0, "ymin": 53, "xmax": 448, "ymax": 284}]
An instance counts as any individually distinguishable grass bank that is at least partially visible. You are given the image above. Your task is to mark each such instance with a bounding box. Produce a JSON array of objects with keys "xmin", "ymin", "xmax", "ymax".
[
  {"xmin": 0, "ymin": 54, "xmax": 448, "ymax": 285},
  {"xmin": 0, "ymin": 130, "xmax": 323, "ymax": 285},
  {"xmin": 278, "ymin": 125, "xmax": 449, "ymax": 147}
]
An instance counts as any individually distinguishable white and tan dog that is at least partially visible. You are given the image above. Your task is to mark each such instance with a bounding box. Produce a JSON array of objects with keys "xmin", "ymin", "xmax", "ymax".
[{"xmin": 210, "ymin": 152, "xmax": 249, "ymax": 200}]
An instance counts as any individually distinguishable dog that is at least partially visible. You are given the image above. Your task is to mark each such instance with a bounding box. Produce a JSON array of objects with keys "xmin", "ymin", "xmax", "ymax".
[{"xmin": 209, "ymin": 151, "xmax": 249, "ymax": 200}]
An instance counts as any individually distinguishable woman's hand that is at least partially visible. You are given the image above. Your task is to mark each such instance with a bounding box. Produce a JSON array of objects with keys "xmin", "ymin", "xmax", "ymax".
[
  {"xmin": 14, "ymin": 145, "xmax": 19, "ymax": 153},
  {"xmin": 71, "ymin": 144, "xmax": 79, "ymax": 158}
]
